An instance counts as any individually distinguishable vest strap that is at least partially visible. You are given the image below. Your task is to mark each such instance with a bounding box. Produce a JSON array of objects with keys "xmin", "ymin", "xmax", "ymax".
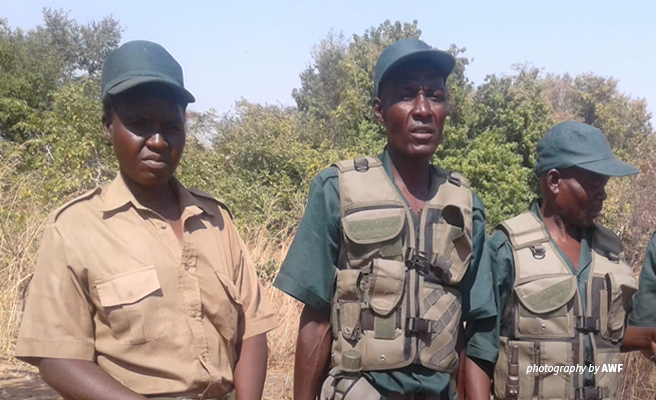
[
  {"xmin": 593, "ymin": 223, "xmax": 622, "ymax": 263},
  {"xmin": 574, "ymin": 386, "xmax": 608, "ymax": 400},
  {"xmin": 498, "ymin": 212, "xmax": 549, "ymax": 250}
]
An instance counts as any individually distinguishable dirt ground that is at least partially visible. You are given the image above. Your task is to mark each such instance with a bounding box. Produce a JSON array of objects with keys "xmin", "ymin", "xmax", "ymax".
[{"xmin": 0, "ymin": 356, "xmax": 291, "ymax": 400}]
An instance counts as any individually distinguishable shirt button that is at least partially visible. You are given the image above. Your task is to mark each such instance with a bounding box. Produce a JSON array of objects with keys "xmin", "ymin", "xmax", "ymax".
[
  {"xmin": 184, "ymin": 265, "xmax": 190, "ymax": 271},
  {"xmin": 190, "ymin": 310, "xmax": 196, "ymax": 318},
  {"xmin": 203, "ymin": 354, "xmax": 210, "ymax": 362},
  {"xmin": 160, "ymin": 223, "xmax": 166, "ymax": 230}
]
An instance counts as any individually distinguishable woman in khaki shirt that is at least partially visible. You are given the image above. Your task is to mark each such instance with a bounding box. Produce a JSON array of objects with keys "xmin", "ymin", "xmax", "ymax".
[{"xmin": 15, "ymin": 40, "xmax": 277, "ymax": 400}]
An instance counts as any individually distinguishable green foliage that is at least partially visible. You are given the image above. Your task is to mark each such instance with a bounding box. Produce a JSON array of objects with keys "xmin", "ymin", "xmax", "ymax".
[
  {"xmin": 440, "ymin": 130, "xmax": 535, "ymax": 226},
  {"xmin": 0, "ymin": 9, "xmax": 121, "ymax": 142},
  {"xmin": 292, "ymin": 20, "xmax": 422, "ymax": 146},
  {"xmin": 541, "ymin": 72, "xmax": 654, "ymax": 151},
  {"xmin": 0, "ymin": 15, "xmax": 653, "ymax": 237},
  {"xmin": 181, "ymin": 101, "xmax": 350, "ymax": 232}
]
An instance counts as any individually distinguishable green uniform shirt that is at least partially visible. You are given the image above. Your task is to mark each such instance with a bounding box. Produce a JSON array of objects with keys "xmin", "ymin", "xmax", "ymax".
[
  {"xmin": 488, "ymin": 201, "xmax": 600, "ymax": 387},
  {"xmin": 274, "ymin": 150, "xmax": 498, "ymax": 397},
  {"xmin": 629, "ymin": 231, "xmax": 656, "ymax": 327}
]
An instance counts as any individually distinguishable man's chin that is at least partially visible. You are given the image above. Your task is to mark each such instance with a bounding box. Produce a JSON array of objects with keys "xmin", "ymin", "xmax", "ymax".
[{"xmin": 406, "ymin": 143, "xmax": 440, "ymax": 158}]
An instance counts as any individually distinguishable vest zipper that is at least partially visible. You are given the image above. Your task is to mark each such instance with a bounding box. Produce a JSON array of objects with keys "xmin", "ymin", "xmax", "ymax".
[{"xmin": 411, "ymin": 208, "xmax": 423, "ymax": 364}]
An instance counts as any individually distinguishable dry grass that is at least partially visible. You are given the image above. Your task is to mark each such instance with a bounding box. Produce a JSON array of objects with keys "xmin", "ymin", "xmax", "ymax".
[
  {"xmin": 0, "ymin": 153, "xmax": 49, "ymax": 356},
  {"xmin": 619, "ymin": 353, "xmax": 656, "ymax": 399},
  {"xmin": 243, "ymin": 224, "xmax": 301, "ymax": 399}
]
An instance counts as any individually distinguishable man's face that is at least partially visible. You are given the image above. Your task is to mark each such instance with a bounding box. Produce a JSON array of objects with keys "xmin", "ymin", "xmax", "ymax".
[
  {"xmin": 103, "ymin": 92, "xmax": 186, "ymax": 189},
  {"xmin": 374, "ymin": 62, "xmax": 447, "ymax": 159},
  {"xmin": 554, "ymin": 167, "xmax": 610, "ymax": 227}
]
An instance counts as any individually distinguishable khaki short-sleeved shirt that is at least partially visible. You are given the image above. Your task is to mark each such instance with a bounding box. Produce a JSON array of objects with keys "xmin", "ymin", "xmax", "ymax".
[{"xmin": 15, "ymin": 174, "xmax": 277, "ymax": 397}]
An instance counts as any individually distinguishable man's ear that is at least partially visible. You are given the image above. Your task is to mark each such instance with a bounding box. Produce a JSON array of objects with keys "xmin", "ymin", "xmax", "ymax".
[
  {"xmin": 546, "ymin": 169, "xmax": 561, "ymax": 196},
  {"xmin": 102, "ymin": 116, "xmax": 113, "ymax": 142},
  {"xmin": 372, "ymin": 97, "xmax": 385, "ymax": 124}
]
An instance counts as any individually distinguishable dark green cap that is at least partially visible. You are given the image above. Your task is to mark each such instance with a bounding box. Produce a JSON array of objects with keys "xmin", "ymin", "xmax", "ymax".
[
  {"xmin": 101, "ymin": 40, "xmax": 195, "ymax": 103},
  {"xmin": 374, "ymin": 38, "xmax": 455, "ymax": 97},
  {"xmin": 535, "ymin": 121, "xmax": 639, "ymax": 177}
]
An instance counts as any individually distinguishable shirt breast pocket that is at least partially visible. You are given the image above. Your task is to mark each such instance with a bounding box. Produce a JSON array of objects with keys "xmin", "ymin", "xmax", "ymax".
[
  {"xmin": 96, "ymin": 265, "xmax": 165, "ymax": 345},
  {"xmin": 204, "ymin": 271, "xmax": 242, "ymax": 346}
]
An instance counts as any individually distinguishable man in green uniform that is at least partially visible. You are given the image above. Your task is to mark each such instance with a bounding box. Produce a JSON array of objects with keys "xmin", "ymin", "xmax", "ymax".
[
  {"xmin": 274, "ymin": 38, "xmax": 497, "ymax": 400},
  {"xmin": 626, "ymin": 232, "xmax": 656, "ymax": 360},
  {"xmin": 487, "ymin": 121, "xmax": 640, "ymax": 400}
]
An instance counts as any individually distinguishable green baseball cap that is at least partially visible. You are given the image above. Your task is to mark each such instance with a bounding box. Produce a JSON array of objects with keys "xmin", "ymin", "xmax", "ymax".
[
  {"xmin": 535, "ymin": 121, "xmax": 639, "ymax": 177},
  {"xmin": 374, "ymin": 38, "xmax": 455, "ymax": 97},
  {"xmin": 101, "ymin": 40, "xmax": 195, "ymax": 103}
]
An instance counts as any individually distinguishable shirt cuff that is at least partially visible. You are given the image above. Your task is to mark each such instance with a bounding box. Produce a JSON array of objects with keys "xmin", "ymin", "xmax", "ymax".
[
  {"xmin": 273, "ymin": 273, "xmax": 330, "ymax": 314},
  {"xmin": 15, "ymin": 337, "xmax": 95, "ymax": 364},
  {"xmin": 242, "ymin": 313, "xmax": 279, "ymax": 340},
  {"xmin": 628, "ymin": 317, "xmax": 656, "ymax": 328}
]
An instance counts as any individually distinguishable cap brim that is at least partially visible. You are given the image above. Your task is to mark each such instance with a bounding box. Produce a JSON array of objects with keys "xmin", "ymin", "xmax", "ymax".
[
  {"xmin": 377, "ymin": 50, "xmax": 455, "ymax": 94},
  {"xmin": 106, "ymin": 76, "xmax": 196, "ymax": 103},
  {"xmin": 576, "ymin": 157, "xmax": 639, "ymax": 177}
]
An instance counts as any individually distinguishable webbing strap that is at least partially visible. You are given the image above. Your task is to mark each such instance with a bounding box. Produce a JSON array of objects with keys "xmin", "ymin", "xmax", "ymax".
[
  {"xmin": 574, "ymin": 386, "xmax": 608, "ymax": 400},
  {"xmin": 498, "ymin": 212, "xmax": 550, "ymax": 250}
]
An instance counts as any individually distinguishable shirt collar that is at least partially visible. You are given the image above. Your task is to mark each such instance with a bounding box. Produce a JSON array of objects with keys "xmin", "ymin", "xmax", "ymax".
[{"xmin": 100, "ymin": 172, "xmax": 214, "ymax": 217}]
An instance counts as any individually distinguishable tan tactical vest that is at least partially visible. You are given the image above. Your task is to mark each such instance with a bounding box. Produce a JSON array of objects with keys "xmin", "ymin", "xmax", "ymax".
[
  {"xmin": 330, "ymin": 156, "xmax": 473, "ymax": 373},
  {"xmin": 493, "ymin": 212, "xmax": 638, "ymax": 400}
]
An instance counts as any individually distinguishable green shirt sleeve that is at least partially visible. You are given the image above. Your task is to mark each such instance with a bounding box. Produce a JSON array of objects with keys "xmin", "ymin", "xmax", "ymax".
[
  {"xmin": 463, "ymin": 193, "xmax": 499, "ymax": 364},
  {"xmin": 487, "ymin": 229, "xmax": 517, "ymax": 343},
  {"xmin": 273, "ymin": 167, "xmax": 340, "ymax": 313},
  {"xmin": 629, "ymin": 231, "xmax": 656, "ymax": 327}
]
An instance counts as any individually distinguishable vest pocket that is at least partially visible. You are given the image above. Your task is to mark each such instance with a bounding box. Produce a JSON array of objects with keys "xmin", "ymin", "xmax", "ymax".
[
  {"xmin": 594, "ymin": 349, "xmax": 621, "ymax": 399},
  {"xmin": 368, "ymin": 259, "xmax": 404, "ymax": 316},
  {"xmin": 494, "ymin": 338, "xmax": 538, "ymax": 400},
  {"xmin": 514, "ymin": 275, "xmax": 577, "ymax": 339},
  {"xmin": 431, "ymin": 205, "xmax": 472, "ymax": 285},
  {"xmin": 342, "ymin": 208, "xmax": 405, "ymax": 268},
  {"xmin": 417, "ymin": 281, "xmax": 461, "ymax": 372},
  {"xmin": 538, "ymin": 341, "xmax": 574, "ymax": 399},
  {"xmin": 335, "ymin": 269, "xmax": 363, "ymax": 341},
  {"xmin": 96, "ymin": 265, "xmax": 164, "ymax": 345},
  {"xmin": 600, "ymin": 272, "xmax": 638, "ymax": 343},
  {"xmin": 331, "ymin": 259, "xmax": 407, "ymax": 371}
]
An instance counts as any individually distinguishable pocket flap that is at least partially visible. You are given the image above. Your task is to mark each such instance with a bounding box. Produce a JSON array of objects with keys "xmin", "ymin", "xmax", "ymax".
[
  {"xmin": 606, "ymin": 272, "xmax": 638, "ymax": 297},
  {"xmin": 369, "ymin": 259, "xmax": 405, "ymax": 316},
  {"xmin": 96, "ymin": 266, "xmax": 161, "ymax": 307},
  {"xmin": 343, "ymin": 208, "xmax": 405, "ymax": 245},
  {"xmin": 515, "ymin": 275, "xmax": 576, "ymax": 314}
]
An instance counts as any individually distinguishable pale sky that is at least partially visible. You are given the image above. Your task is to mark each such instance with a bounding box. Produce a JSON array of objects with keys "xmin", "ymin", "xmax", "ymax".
[{"xmin": 4, "ymin": 1, "xmax": 655, "ymax": 121}]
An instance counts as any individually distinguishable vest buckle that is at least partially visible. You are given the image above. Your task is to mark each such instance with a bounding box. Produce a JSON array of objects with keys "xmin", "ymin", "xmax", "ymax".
[
  {"xmin": 575, "ymin": 316, "xmax": 600, "ymax": 333},
  {"xmin": 353, "ymin": 156, "xmax": 369, "ymax": 172},
  {"xmin": 405, "ymin": 248, "xmax": 430, "ymax": 275},
  {"xmin": 430, "ymin": 253, "xmax": 453, "ymax": 279},
  {"xmin": 447, "ymin": 174, "xmax": 461, "ymax": 187},
  {"xmin": 606, "ymin": 251, "xmax": 620, "ymax": 263},
  {"xmin": 529, "ymin": 245, "xmax": 546, "ymax": 259},
  {"xmin": 406, "ymin": 317, "xmax": 435, "ymax": 334}
]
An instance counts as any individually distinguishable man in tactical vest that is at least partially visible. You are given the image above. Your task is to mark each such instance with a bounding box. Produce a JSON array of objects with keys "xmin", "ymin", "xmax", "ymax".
[
  {"xmin": 274, "ymin": 38, "xmax": 498, "ymax": 400},
  {"xmin": 625, "ymin": 232, "xmax": 656, "ymax": 360},
  {"xmin": 486, "ymin": 121, "xmax": 640, "ymax": 400}
]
